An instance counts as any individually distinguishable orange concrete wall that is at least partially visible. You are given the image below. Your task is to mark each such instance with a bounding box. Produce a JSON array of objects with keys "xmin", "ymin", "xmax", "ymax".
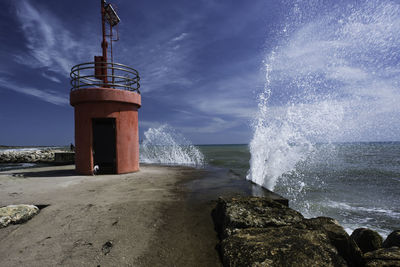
[{"xmin": 70, "ymin": 88, "xmax": 141, "ymax": 175}]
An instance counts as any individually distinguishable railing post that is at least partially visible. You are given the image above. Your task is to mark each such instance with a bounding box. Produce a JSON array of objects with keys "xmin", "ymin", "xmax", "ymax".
[
  {"xmin": 77, "ymin": 68, "xmax": 80, "ymax": 89},
  {"xmin": 112, "ymin": 62, "xmax": 115, "ymax": 87}
]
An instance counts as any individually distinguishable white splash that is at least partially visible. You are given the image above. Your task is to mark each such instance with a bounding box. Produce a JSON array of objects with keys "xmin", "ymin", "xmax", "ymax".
[
  {"xmin": 247, "ymin": 91, "xmax": 343, "ymax": 190},
  {"xmin": 247, "ymin": 0, "xmax": 400, "ymax": 190},
  {"xmin": 140, "ymin": 125, "xmax": 204, "ymax": 167}
]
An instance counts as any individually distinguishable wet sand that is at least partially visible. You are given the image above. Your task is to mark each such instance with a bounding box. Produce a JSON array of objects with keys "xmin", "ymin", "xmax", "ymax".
[{"xmin": 0, "ymin": 164, "xmax": 222, "ymax": 266}]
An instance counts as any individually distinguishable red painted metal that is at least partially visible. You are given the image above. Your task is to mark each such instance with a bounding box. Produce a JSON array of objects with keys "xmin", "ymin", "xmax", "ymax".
[
  {"xmin": 94, "ymin": 56, "xmax": 105, "ymax": 80},
  {"xmin": 101, "ymin": 0, "xmax": 108, "ymax": 84}
]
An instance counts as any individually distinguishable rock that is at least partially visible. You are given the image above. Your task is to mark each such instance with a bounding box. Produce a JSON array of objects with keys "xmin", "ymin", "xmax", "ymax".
[
  {"xmin": 0, "ymin": 204, "xmax": 39, "ymax": 228},
  {"xmin": 298, "ymin": 217, "xmax": 363, "ymax": 267},
  {"xmin": 351, "ymin": 228, "xmax": 383, "ymax": 253},
  {"xmin": 220, "ymin": 227, "xmax": 348, "ymax": 267},
  {"xmin": 383, "ymin": 230, "xmax": 400, "ymax": 248},
  {"xmin": 102, "ymin": 241, "xmax": 113, "ymax": 255},
  {"xmin": 213, "ymin": 197, "xmax": 400, "ymax": 266},
  {"xmin": 212, "ymin": 196, "xmax": 304, "ymax": 238},
  {"xmin": 214, "ymin": 197, "xmax": 365, "ymax": 267},
  {"xmin": 364, "ymin": 247, "xmax": 400, "ymax": 267}
]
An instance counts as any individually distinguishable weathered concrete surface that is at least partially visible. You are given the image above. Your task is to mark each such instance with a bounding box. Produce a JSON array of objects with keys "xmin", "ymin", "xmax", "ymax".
[
  {"xmin": 0, "ymin": 164, "xmax": 221, "ymax": 266},
  {"xmin": 0, "ymin": 204, "xmax": 39, "ymax": 228}
]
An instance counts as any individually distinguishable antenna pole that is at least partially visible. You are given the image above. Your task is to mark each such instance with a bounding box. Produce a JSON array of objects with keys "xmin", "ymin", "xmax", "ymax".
[{"xmin": 101, "ymin": 0, "xmax": 108, "ymax": 84}]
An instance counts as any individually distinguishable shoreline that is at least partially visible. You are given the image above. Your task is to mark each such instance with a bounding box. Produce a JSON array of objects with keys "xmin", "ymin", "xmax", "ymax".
[{"xmin": 0, "ymin": 164, "xmax": 222, "ymax": 266}]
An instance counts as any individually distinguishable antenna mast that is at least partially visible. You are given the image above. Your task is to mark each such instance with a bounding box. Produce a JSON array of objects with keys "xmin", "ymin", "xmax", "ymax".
[
  {"xmin": 96, "ymin": 0, "xmax": 120, "ymax": 85},
  {"xmin": 101, "ymin": 0, "xmax": 108, "ymax": 84}
]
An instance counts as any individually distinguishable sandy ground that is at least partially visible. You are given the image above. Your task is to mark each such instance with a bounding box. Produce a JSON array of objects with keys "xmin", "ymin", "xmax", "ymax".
[{"xmin": 0, "ymin": 164, "xmax": 222, "ymax": 266}]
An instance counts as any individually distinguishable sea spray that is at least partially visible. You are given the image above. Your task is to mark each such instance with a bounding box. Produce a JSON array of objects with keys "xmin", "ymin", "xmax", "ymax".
[
  {"xmin": 248, "ymin": 0, "xmax": 400, "ymax": 202},
  {"xmin": 247, "ymin": 55, "xmax": 343, "ymax": 191},
  {"xmin": 140, "ymin": 125, "xmax": 204, "ymax": 167}
]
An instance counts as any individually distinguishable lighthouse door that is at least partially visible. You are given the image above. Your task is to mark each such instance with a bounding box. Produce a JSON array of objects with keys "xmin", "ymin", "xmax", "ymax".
[{"xmin": 92, "ymin": 118, "xmax": 116, "ymax": 174}]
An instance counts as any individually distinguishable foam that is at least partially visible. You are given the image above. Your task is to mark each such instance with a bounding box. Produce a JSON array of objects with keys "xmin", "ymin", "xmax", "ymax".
[{"xmin": 140, "ymin": 125, "xmax": 204, "ymax": 167}]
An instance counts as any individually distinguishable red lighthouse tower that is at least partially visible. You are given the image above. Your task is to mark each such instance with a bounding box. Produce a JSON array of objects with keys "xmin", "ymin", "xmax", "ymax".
[{"xmin": 70, "ymin": 1, "xmax": 141, "ymax": 175}]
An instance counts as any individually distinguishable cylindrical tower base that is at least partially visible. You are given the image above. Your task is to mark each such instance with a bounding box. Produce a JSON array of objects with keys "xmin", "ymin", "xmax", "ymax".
[{"xmin": 70, "ymin": 88, "xmax": 141, "ymax": 175}]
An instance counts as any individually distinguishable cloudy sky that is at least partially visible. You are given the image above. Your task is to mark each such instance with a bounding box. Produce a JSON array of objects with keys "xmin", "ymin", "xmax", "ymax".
[
  {"xmin": 1, "ymin": 0, "xmax": 400, "ymax": 146},
  {"xmin": 0, "ymin": 0, "xmax": 284, "ymax": 145}
]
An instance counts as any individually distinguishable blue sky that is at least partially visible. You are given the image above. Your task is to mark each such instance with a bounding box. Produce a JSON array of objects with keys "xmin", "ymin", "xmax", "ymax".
[
  {"xmin": 1, "ymin": 0, "xmax": 400, "ymax": 146},
  {"xmin": 0, "ymin": 0, "xmax": 282, "ymax": 145}
]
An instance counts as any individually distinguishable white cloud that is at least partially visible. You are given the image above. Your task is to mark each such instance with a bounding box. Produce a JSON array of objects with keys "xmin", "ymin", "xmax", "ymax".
[
  {"xmin": 0, "ymin": 77, "xmax": 68, "ymax": 106},
  {"xmin": 186, "ymin": 69, "xmax": 262, "ymax": 121},
  {"xmin": 178, "ymin": 117, "xmax": 241, "ymax": 134},
  {"xmin": 13, "ymin": 0, "xmax": 91, "ymax": 77},
  {"xmin": 41, "ymin": 72, "xmax": 62, "ymax": 83},
  {"xmin": 172, "ymin": 32, "xmax": 188, "ymax": 42},
  {"xmin": 196, "ymin": 98, "xmax": 256, "ymax": 119}
]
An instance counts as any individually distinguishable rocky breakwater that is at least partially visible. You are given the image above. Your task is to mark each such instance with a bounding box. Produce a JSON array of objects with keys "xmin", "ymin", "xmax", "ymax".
[
  {"xmin": 0, "ymin": 149, "xmax": 56, "ymax": 163},
  {"xmin": 212, "ymin": 196, "xmax": 400, "ymax": 267}
]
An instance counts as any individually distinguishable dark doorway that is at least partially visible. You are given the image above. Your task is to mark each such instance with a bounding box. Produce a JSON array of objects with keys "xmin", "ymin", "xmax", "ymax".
[{"xmin": 92, "ymin": 118, "xmax": 116, "ymax": 174}]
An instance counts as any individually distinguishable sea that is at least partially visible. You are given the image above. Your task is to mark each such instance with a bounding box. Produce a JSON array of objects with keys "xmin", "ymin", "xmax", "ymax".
[
  {"xmin": 139, "ymin": 129, "xmax": 400, "ymax": 238},
  {"xmin": 196, "ymin": 143, "xmax": 400, "ymax": 238}
]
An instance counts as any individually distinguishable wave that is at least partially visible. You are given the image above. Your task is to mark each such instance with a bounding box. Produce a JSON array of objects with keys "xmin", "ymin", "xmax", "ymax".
[
  {"xmin": 140, "ymin": 125, "xmax": 204, "ymax": 167},
  {"xmin": 327, "ymin": 201, "xmax": 400, "ymax": 218}
]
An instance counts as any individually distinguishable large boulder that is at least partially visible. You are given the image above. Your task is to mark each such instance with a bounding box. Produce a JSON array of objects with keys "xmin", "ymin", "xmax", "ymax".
[
  {"xmin": 383, "ymin": 230, "xmax": 400, "ymax": 248},
  {"xmin": 298, "ymin": 217, "xmax": 363, "ymax": 267},
  {"xmin": 220, "ymin": 227, "xmax": 348, "ymax": 267},
  {"xmin": 213, "ymin": 197, "xmax": 364, "ymax": 267},
  {"xmin": 351, "ymin": 228, "xmax": 383, "ymax": 253},
  {"xmin": 212, "ymin": 196, "xmax": 304, "ymax": 238},
  {"xmin": 364, "ymin": 247, "xmax": 400, "ymax": 267},
  {"xmin": 0, "ymin": 204, "xmax": 39, "ymax": 228}
]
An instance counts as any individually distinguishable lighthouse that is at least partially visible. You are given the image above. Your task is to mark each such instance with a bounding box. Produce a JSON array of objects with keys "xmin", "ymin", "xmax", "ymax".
[{"xmin": 70, "ymin": 1, "xmax": 141, "ymax": 175}]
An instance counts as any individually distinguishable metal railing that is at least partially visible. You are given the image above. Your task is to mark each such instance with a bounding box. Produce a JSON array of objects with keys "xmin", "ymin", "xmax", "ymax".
[{"xmin": 70, "ymin": 62, "xmax": 140, "ymax": 93}]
